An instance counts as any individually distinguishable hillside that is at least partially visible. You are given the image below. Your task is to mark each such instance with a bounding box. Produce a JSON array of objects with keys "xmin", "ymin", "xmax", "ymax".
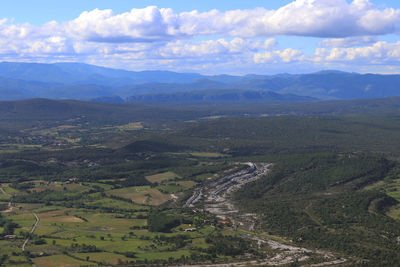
[
  {"xmin": 2, "ymin": 97, "xmax": 400, "ymax": 127},
  {"xmin": 2, "ymin": 96, "xmax": 400, "ymax": 126}
]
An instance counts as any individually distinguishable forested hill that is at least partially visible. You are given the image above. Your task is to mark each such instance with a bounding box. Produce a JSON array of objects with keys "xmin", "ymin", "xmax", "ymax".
[{"xmin": 2, "ymin": 96, "xmax": 400, "ymax": 127}]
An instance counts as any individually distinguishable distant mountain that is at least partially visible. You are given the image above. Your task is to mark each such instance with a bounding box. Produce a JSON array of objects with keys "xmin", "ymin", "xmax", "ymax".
[
  {"xmin": 114, "ymin": 79, "xmax": 229, "ymax": 97},
  {"xmin": 0, "ymin": 62, "xmax": 205, "ymax": 86},
  {"xmin": 91, "ymin": 96, "xmax": 125, "ymax": 103},
  {"xmin": 0, "ymin": 62, "xmax": 400, "ymax": 102},
  {"xmin": 126, "ymin": 89, "xmax": 316, "ymax": 104},
  {"xmin": 233, "ymin": 72, "xmax": 400, "ymax": 99}
]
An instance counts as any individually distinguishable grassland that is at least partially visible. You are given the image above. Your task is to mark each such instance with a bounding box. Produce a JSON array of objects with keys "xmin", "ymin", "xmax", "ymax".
[
  {"xmin": 32, "ymin": 254, "xmax": 88, "ymax": 267},
  {"xmin": 145, "ymin": 171, "xmax": 180, "ymax": 183},
  {"xmin": 190, "ymin": 152, "xmax": 226, "ymax": 158},
  {"xmin": 29, "ymin": 183, "xmax": 89, "ymax": 193},
  {"xmin": 386, "ymin": 178, "xmax": 400, "ymax": 219},
  {"xmin": 3, "ymin": 186, "xmax": 19, "ymax": 195},
  {"xmin": 72, "ymin": 252, "xmax": 131, "ymax": 265},
  {"xmin": 107, "ymin": 186, "xmax": 172, "ymax": 205},
  {"xmin": 84, "ymin": 197, "xmax": 148, "ymax": 211},
  {"xmin": 116, "ymin": 122, "xmax": 143, "ymax": 131}
]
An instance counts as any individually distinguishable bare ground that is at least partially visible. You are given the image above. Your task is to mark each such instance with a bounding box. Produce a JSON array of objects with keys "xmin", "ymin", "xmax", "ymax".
[{"xmin": 183, "ymin": 162, "xmax": 346, "ymax": 266}]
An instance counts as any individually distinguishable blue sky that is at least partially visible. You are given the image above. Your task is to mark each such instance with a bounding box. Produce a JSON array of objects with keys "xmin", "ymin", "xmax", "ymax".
[{"xmin": 0, "ymin": 0, "xmax": 400, "ymax": 74}]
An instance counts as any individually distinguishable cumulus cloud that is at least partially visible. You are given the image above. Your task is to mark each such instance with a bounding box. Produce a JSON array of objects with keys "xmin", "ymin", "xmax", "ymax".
[
  {"xmin": 316, "ymin": 41, "xmax": 400, "ymax": 63},
  {"xmin": 254, "ymin": 40, "xmax": 400, "ymax": 71},
  {"xmin": 257, "ymin": 0, "xmax": 400, "ymax": 37},
  {"xmin": 254, "ymin": 48, "xmax": 304, "ymax": 64},
  {"xmin": 64, "ymin": 0, "xmax": 400, "ymax": 43},
  {"xmin": 66, "ymin": 7, "xmax": 185, "ymax": 43},
  {"xmin": 0, "ymin": 18, "xmax": 77, "ymax": 57},
  {"xmin": 159, "ymin": 38, "xmax": 276, "ymax": 58}
]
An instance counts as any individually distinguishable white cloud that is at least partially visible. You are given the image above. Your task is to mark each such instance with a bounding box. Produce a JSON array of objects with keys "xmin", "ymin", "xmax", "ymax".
[
  {"xmin": 254, "ymin": 48, "xmax": 304, "ymax": 63},
  {"xmin": 0, "ymin": 19, "xmax": 74, "ymax": 56},
  {"xmin": 254, "ymin": 40, "xmax": 400, "ymax": 72},
  {"xmin": 66, "ymin": 6, "xmax": 185, "ymax": 43},
  {"xmin": 316, "ymin": 41, "xmax": 400, "ymax": 63},
  {"xmin": 262, "ymin": 0, "xmax": 400, "ymax": 37},
  {"xmin": 62, "ymin": 1, "xmax": 400, "ymax": 43},
  {"xmin": 159, "ymin": 38, "xmax": 276, "ymax": 58}
]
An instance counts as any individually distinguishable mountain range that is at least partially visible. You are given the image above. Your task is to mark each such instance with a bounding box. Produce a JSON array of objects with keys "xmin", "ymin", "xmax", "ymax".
[{"xmin": 0, "ymin": 62, "xmax": 399, "ymax": 103}]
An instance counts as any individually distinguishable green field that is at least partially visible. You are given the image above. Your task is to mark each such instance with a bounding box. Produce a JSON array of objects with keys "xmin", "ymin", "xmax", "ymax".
[
  {"xmin": 107, "ymin": 186, "xmax": 172, "ymax": 205},
  {"xmin": 72, "ymin": 252, "xmax": 131, "ymax": 265},
  {"xmin": 32, "ymin": 254, "xmax": 88, "ymax": 267},
  {"xmin": 386, "ymin": 178, "xmax": 400, "ymax": 219},
  {"xmin": 117, "ymin": 122, "xmax": 143, "ymax": 131},
  {"xmin": 190, "ymin": 152, "xmax": 226, "ymax": 158},
  {"xmin": 145, "ymin": 171, "xmax": 180, "ymax": 183},
  {"xmin": 30, "ymin": 183, "xmax": 89, "ymax": 193}
]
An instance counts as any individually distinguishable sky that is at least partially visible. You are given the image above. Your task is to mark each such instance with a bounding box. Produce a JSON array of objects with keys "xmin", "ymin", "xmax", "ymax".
[{"xmin": 1, "ymin": 0, "xmax": 400, "ymax": 74}]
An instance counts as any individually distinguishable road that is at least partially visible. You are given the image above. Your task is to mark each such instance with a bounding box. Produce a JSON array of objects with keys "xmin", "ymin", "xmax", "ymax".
[
  {"xmin": 1, "ymin": 187, "xmax": 40, "ymax": 253},
  {"xmin": 22, "ymin": 212, "xmax": 40, "ymax": 251},
  {"xmin": 0, "ymin": 186, "xmax": 13, "ymax": 213}
]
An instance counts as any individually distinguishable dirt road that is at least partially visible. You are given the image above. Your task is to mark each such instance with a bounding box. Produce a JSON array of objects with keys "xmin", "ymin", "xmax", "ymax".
[
  {"xmin": 0, "ymin": 187, "xmax": 13, "ymax": 213},
  {"xmin": 22, "ymin": 212, "xmax": 40, "ymax": 251}
]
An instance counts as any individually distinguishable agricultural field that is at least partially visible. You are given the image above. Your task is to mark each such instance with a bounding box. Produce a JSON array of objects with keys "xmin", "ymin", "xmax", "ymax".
[
  {"xmin": 106, "ymin": 186, "xmax": 172, "ymax": 205},
  {"xmin": 145, "ymin": 171, "xmax": 180, "ymax": 183},
  {"xmin": 116, "ymin": 122, "xmax": 143, "ymax": 131},
  {"xmin": 190, "ymin": 152, "xmax": 226, "ymax": 158}
]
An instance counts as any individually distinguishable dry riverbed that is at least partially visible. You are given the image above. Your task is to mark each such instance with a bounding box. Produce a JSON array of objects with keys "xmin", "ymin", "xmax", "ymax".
[{"xmin": 184, "ymin": 162, "xmax": 345, "ymax": 266}]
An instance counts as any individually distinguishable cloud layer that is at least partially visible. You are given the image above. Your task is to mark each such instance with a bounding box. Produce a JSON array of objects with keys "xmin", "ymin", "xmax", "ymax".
[{"xmin": 0, "ymin": 0, "xmax": 400, "ymax": 73}]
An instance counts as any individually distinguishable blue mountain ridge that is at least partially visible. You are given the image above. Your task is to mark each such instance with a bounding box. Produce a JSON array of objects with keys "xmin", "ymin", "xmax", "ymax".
[{"xmin": 0, "ymin": 62, "xmax": 399, "ymax": 102}]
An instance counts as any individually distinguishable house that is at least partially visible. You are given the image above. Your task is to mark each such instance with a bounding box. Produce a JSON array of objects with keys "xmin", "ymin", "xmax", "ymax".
[{"xmin": 65, "ymin": 177, "xmax": 79, "ymax": 184}]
